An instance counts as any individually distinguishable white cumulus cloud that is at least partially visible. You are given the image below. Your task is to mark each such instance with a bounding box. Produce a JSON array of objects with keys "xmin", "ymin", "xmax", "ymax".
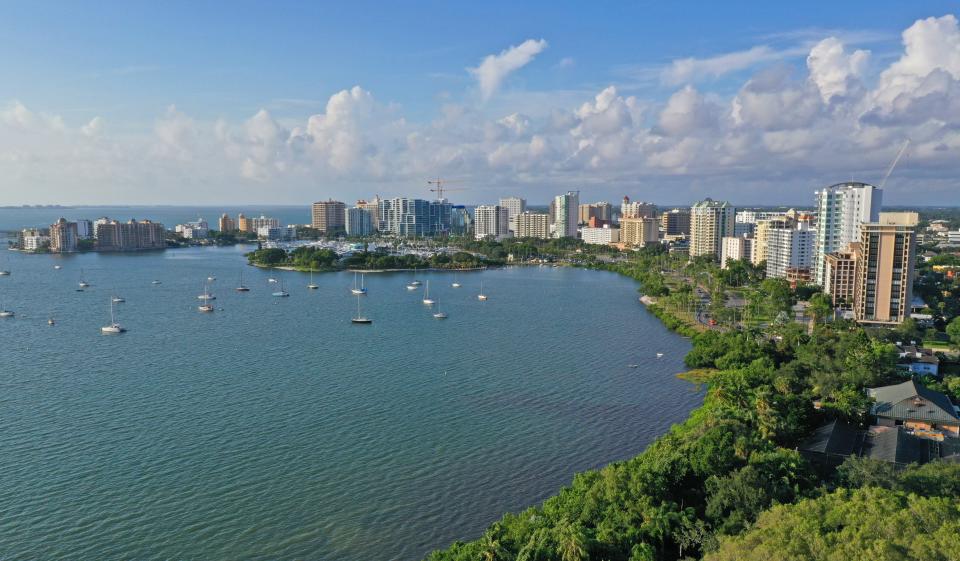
[{"xmin": 469, "ymin": 39, "xmax": 548, "ymax": 101}]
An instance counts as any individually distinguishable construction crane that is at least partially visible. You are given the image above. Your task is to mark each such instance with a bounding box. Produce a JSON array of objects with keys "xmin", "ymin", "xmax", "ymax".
[
  {"xmin": 879, "ymin": 139, "xmax": 911, "ymax": 189},
  {"xmin": 427, "ymin": 178, "xmax": 467, "ymax": 201}
]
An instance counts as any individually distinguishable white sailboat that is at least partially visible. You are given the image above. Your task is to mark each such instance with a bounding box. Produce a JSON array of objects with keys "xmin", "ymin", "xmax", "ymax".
[
  {"xmin": 307, "ymin": 270, "xmax": 319, "ymax": 290},
  {"xmin": 0, "ymin": 259, "xmax": 10, "ymax": 276},
  {"xmin": 351, "ymin": 272, "xmax": 367, "ymax": 295},
  {"xmin": 351, "ymin": 293, "xmax": 372, "ymax": 324},
  {"xmin": 272, "ymin": 277, "xmax": 289, "ymax": 297},
  {"xmin": 422, "ymin": 280, "xmax": 435, "ymax": 305},
  {"xmin": 198, "ymin": 282, "xmax": 215, "ymax": 312},
  {"xmin": 112, "ymin": 295, "xmax": 125, "ymax": 303},
  {"xmin": 54, "ymin": 265, "xmax": 62, "ymax": 270},
  {"xmin": 197, "ymin": 279, "xmax": 216, "ymax": 300},
  {"xmin": 433, "ymin": 298, "xmax": 447, "ymax": 319},
  {"xmin": 0, "ymin": 299, "xmax": 13, "ymax": 317},
  {"xmin": 236, "ymin": 269, "xmax": 250, "ymax": 292},
  {"xmin": 451, "ymin": 272, "xmax": 461, "ymax": 288},
  {"xmin": 477, "ymin": 280, "xmax": 488, "ymax": 301},
  {"xmin": 410, "ymin": 267, "xmax": 421, "ymax": 287},
  {"xmin": 101, "ymin": 298, "xmax": 126, "ymax": 333},
  {"xmin": 78, "ymin": 268, "xmax": 89, "ymax": 288}
]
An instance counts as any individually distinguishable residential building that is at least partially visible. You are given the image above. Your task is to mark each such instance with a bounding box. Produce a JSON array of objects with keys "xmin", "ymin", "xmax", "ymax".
[
  {"xmin": 18, "ymin": 228, "xmax": 49, "ymax": 251},
  {"xmin": 895, "ymin": 343, "xmax": 940, "ymax": 377},
  {"xmin": 75, "ymin": 219, "xmax": 93, "ymax": 239},
  {"xmin": 854, "ymin": 212, "xmax": 918, "ymax": 326},
  {"xmin": 499, "ymin": 197, "xmax": 526, "ymax": 232},
  {"xmin": 258, "ymin": 226, "xmax": 298, "ymax": 241},
  {"xmin": 823, "ymin": 243, "xmax": 858, "ymax": 310},
  {"xmin": 96, "ymin": 219, "xmax": 166, "ymax": 251},
  {"xmin": 620, "ymin": 196, "xmax": 656, "ymax": 219},
  {"xmin": 721, "ymin": 235, "xmax": 754, "ymax": 269},
  {"xmin": 948, "ymin": 230, "xmax": 960, "ymax": 245},
  {"xmin": 345, "ymin": 207, "xmax": 373, "ymax": 236},
  {"xmin": 868, "ymin": 379, "xmax": 959, "ymax": 438},
  {"xmin": 734, "ymin": 222, "xmax": 755, "ymax": 237},
  {"xmin": 450, "ymin": 206, "xmax": 473, "ymax": 236},
  {"xmin": 766, "ymin": 220, "xmax": 815, "ymax": 280},
  {"xmin": 689, "ymin": 198, "xmax": 735, "ymax": 259},
  {"xmin": 237, "ymin": 213, "xmax": 251, "ymax": 232},
  {"xmin": 474, "ymin": 205, "xmax": 511, "ymax": 240},
  {"xmin": 311, "ymin": 200, "xmax": 346, "ymax": 235},
  {"xmin": 515, "ymin": 212, "xmax": 550, "ymax": 239},
  {"xmin": 579, "ymin": 202, "xmax": 613, "ymax": 225},
  {"xmin": 620, "ymin": 217, "xmax": 659, "ymax": 247},
  {"xmin": 379, "ymin": 198, "xmax": 430, "ymax": 237},
  {"xmin": 175, "ymin": 219, "xmax": 209, "ymax": 239},
  {"xmin": 249, "ymin": 215, "xmax": 279, "ymax": 231},
  {"xmin": 218, "ymin": 213, "xmax": 236, "ymax": 232},
  {"xmin": 428, "ymin": 200, "xmax": 453, "ymax": 235},
  {"xmin": 814, "ymin": 182, "xmax": 882, "ymax": 285},
  {"xmin": 581, "ymin": 225, "xmax": 619, "ymax": 245},
  {"xmin": 735, "ymin": 210, "xmax": 789, "ymax": 224},
  {"xmin": 798, "ymin": 419, "xmax": 959, "ymax": 469},
  {"xmin": 49, "ymin": 218, "xmax": 78, "ymax": 253},
  {"xmin": 752, "ymin": 215, "xmax": 793, "ymax": 265},
  {"xmin": 552, "ymin": 191, "xmax": 580, "ymax": 238},
  {"xmin": 660, "ymin": 208, "xmax": 691, "ymax": 236},
  {"xmin": 357, "ymin": 197, "xmax": 380, "ymax": 231}
]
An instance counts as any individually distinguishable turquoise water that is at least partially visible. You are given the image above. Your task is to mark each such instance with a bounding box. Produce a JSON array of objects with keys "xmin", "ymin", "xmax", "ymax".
[{"xmin": 0, "ymin": 246, "xmax": 700, "ymax": 560}]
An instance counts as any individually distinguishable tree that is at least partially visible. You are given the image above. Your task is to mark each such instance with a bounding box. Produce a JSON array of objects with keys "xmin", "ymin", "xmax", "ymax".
[
  {"xmin": 947, "ymin": 317, "xmax": 960, "ymax": 351},
  {"xmin": 808, "ymin": 293, "xmax": 833, "ymax": 324},
  {"xmin": 554, "ymin": 519, "xmax": 588, "ymax": 561}
]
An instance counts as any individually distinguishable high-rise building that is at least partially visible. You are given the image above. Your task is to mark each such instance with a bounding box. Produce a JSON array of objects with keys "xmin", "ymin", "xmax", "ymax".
[
  {"xmin": 581, "ymin": 225, "xmax": 619, "ymax": 245},
  {"xmin": 620, "ymin": 217, "xmax": 659, "ymax": 246},
  {"xmin": 357, "ymin": 197, "xmax": 380, "ymax": 231},
  {"xmin": 814, "ymin": 182, "xmax": 882, "ymax": 285},
  {"xmin": 579, "ymin": 202, "xmax": 613, "ymax": 225},
  {"xmin": 50, "ymin": 218, "xmax": 78, "ymax": 253},
  {"xmin": 854, "ymin": 212, "xmax": 918, "ymax": 326},
  {"xmin": 450, "ymin": 206, "xmax": 473, "ymax": 236},
  {"xmin": 499, "ymin": 197, "xmax": 526, "ymax": 232},
  {"xmin": 249, "ymin": 215, "xmax": 279, "ymax": 231},
  {"xmin": 311, "ymin": 200, "xmax": 346, "ymax": 235},
  {"xmin": 237, "ymin": 213, "xmax": 250, "ymax": 233},
  {"xmin": 552, "ymin": 191, "xmax": 579, "ymax": 238},
  {"xmin": 345, "ymin": 207, "xmax": 373, "ymax": 236},
  {"xmin": 620, "ymin": 196, "xmax": 656, "ymax": 219},
  {"xmin": 660, "ymin": 208, "xmax": 691, "ymax": 236},
  {"xmin": 824, "ymin": 243, "xmax": 859, "ymax": 310},
  {"xmin": 765, "ymin": 220, "xmax": 815, "ymax": 280},
  {"xmin": 752, "ymin": 215, "xmax": 793, "ymax": 265},
  {"xmin": 689, "ymin": 198, "xmax": 735, "ymax": 259},
  {"xmin": 18, "ymin": 228, "xmax": 49, "ymax": 251},
  {"xmin": 515, "ymin": 212, "xmax": 550, "ymax": 239},
  {"xmin": 474, "ymin": 205, "xmax": 511, "ymax": 240},
  {"xmin": 428, "ymin": 200, "xmax": 453, "ymax": 235},
  {"xmin": 96, "ymin": 219, "xmax": 166, "ymax": 251},
  {"xmin": 75, "ymin": 219, "xmax": 93, "ymax": 239},
  {"xmin": 378, "ymin": 198, "xmax": 430, "ymax": 237},
  {"xmin": 218, "ymin": 213, "xmax": 236, "ymax": 232},
  {"xmin": 721, "ymin": 236, "xmax": 754, "ymax": 269}
]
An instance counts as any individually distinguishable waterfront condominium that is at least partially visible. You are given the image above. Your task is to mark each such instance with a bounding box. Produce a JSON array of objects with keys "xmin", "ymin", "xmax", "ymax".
[
  {"xmin": 311, "ymin": 200, "xmax": 347, "ymax": 235},
  {"xmin": 813, "ymin": 182, "xmax": 882, "ymax": 285},
  {"xmin": 345, "ymin": 207, "xmax": 373, "ymax": 236},
  {"xmin": 689, "ymin": 198, "xmax": 735, "ymax": 259},
  {"xmin": 498, "ymin": 197, "xmax": 526, "ymax": 233},
  {"xmin": 514, "ymin": 211, "xmax": 550, "ymax": 239},
  {"xmin": 95, "ymin": 219, "xmax": 166, "ymax": 251},
  {"xmin": 474, "ymin": 205, "xmax": 511, "ymax": 240},
  {"xmin": 765, "ymin": 219, "xmax": 815, "ymax": 282},
  {"xmin": 50, "ymin": 218, "xmax": 79, "ymax": 253},
  {"xmin": 581, "ymin": 225, "xmax": 619, "ymax": 245},
  {"xmin": 853, "ymin": 212, "xmax": 918, "ymax": 326},
  {"xmin": 552, "ymin": 191, "xmax": 580, "ymax": 238}
]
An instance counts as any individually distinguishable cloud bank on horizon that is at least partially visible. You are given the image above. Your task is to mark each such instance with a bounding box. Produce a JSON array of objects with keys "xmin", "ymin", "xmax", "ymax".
[{"xmin": 1, "ymin": 14, "xmax": 959, "ymax": 205}]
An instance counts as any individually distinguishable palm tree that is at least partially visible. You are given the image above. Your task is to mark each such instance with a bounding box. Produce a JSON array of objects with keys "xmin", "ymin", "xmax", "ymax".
[{"xmin": 554, "ymin": 519, "xmax": 588, "ymax": 561}]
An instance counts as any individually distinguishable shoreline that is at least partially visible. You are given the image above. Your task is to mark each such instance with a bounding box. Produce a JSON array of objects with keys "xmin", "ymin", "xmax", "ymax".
[{"xmin": 248, "ymin": 263, "xmax": 489, "ymax": 274}]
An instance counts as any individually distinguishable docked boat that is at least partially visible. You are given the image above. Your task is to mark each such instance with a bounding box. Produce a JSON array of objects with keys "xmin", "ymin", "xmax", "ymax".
[
  {"xmin": 351, "ymin": 272, "xmax": 367, "ymax": 295},
  {"xmin": 101, "ymin": 298, "xmax": 126, "ymax": 333},
  {"xmin": 422, "ymin": 280, "xmax": 435, "ymax": 305},
  {"xmin": 351, "ymin": 293, "xmax": 372, "ymax": 324}
]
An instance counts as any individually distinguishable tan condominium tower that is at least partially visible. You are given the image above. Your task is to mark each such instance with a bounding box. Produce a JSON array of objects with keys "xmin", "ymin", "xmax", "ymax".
[
  {"xmin": 689, "ymin": 198, "xmax": 735, "ymax": 259},
  {"xmin": 854, "ymin": 212, "xmax": 918, "ymax": 326},
  {"xmin": 514, "ymin": 211, "xmax": 550, "ymax": 239},
  {"xmin": 311, "ymin": 200, "xmax": 346, "ymax": 235},
  {"xmin": 619, "ymin": 217, "xmax": 659, "ymax": 247}
]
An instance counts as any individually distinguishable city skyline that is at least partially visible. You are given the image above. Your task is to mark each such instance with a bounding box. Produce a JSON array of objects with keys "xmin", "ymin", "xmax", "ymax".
[{"xmin": 1, "ymin": 2, "xmax": 959, "ymax": 205}]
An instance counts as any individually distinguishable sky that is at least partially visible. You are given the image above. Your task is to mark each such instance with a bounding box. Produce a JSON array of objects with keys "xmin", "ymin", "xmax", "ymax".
[{"xmin": 1, "ymin": 1, "xmax": 959, "ymax": 207}]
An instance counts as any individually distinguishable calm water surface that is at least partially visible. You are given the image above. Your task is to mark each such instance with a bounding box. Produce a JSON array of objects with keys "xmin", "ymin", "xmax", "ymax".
[{"xmin": 0, "ymin": 246, "xmax": 701, "ymax": 560}]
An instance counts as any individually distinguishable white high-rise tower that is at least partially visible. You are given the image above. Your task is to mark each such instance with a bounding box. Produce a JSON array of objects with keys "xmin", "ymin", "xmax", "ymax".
[{"xmin": 813, "ymin": 182, "xmax": 882, "ymax": 285}]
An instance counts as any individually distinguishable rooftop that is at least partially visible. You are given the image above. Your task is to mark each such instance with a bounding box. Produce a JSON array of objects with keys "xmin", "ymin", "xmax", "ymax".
[{"xmin": 868, "ymin": 380, "xmax": 958, "ymax": 424}]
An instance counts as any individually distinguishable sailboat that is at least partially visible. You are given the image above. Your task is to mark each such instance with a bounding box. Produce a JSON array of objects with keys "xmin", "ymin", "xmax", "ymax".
[
  {"xmin": 433, "ymin": 298, "xmax": 447, "ymax": 319},
  {"xmin": 207, "ymin": 274, "xmax": 217, "ymax": 282},
  {"xmin": 0, "ymin": 299, "xmax": 13, "ymax": 317},
  {"xmin": 410, "ymin": 267, "xmax": 422, "ymax": 287},
  {"xmin": 422, "ymin": 280, "xmax": 435, "ymax": 305},
  {"xmin": 0, "ymin": 259, "xmax": 9, "ymax": 276},
  {"xmin": 307, "ymin": 270, "xmax": 319, "ymax": 290},
  {"xmin": 54, "ymin": 265, "xmax": 62, "ymax": 270},
  {"xmin": 112, "ymin": 295, "xmax": 125, "ymax": 303},
  {"xmin": 236, "ymin": 269, "xmax": 250, "ymax": 292},
  {"xmin": 272, "ymin": 277, "xmax": 290, "ymax": 297},
  {"xmin": 78, "ymin": 269, "xmax": 89, "ymax": 288},
  {"xmin": 451, "ymin": 272, "xmax": 461, "ymax": 288},
  {"xmin": 351, "ymin": 293, "xmax": 372, "ymax": 324},
  {"xmin": 351, "ymin": 272, "xmax": 367, "ymax": 295},
  {"xmin": 198, "ymin": 282, "xmax": 215, "ymax": 312},
  {"xmin": 477, "ymin": 281, "xmax": 488, "ymax": 301},
  {"xmin": 151, "ymin": 280, "xmax": 162, "ymax": 285},
  {"xmin": 48, "ymin": 316, "xmax": 55, "ymax": 326},
  {"xmin": 101, "ymin": 297, "xmax": 126, "ymax": 333}
]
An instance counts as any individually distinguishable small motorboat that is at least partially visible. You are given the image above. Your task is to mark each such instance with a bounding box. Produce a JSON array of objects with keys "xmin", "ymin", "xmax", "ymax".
[
  {"xmin": 656, "ymin": 353, "xmax": 664, "ymax": 359},
  {"xmin": 0, "ymin": 310, "xmax": 14, "ymax": 318},
  {"xmin": 112, "ymin": 296, "xmax": 125, "ymax": 303},
  {"xmin": 627, "ymin": 364, "xmax": 639, "ymax": 368},
  {"xmin": 48, "ymin": 317, "xmax": 55, "ymax": 326},
  {"xmin": 54, "ymin": 265, "xmax": 62, "ymax": 270},
  {"xmin": 151, "ymin": 280, "xmax": 162, "ymax": 285}
]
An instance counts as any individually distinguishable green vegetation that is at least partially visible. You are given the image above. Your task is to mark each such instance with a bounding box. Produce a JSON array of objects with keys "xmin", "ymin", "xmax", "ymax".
[
  {"xmin": 425, "ymin": 248, "xmax": 960, "ymax": 561},
  {"xmin": 246, "ymin": 246, "xmax": 495, "ymax": 271}
]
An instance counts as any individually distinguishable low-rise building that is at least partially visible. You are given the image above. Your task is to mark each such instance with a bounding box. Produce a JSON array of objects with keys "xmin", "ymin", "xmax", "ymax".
[
  {"xmin": 581, "ymin": 225, "xmax": 619, "ymax": 245},
  {"xmin": 258, "ymin": 226, "xmax": 298, "ymax": 241},
  {"xmin": 868, "ymin": 379, "xmax": 959, "ymax": 439},
  {"xmin": 798, "ymin": 419, "xmax": 959, "ymax": 470},
  {"xmin": 895, "ymin": 343, "xmax": 940, "ymax": 377},
  {"xmin": 18, "ymin": 228, "xmax": 50, "ymax": 251}
]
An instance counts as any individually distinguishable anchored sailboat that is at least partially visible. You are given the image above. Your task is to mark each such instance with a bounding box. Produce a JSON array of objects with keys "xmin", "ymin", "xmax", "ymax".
[
  {"xmin": 198, "ymin": 282, "xmax": 215, "ymax": 312},
  {"xmin": 236, "ymin": 269, "xmax": 250, "ymax": 292},
  {"xmin": 351, "ymin": 293, "xmax": 372, "ymax": 324},
  {"xmin": 477, "ymin": 280, "xmax": 488, "ymax": 301},
  {"xmin": 351, "ymin": 272, "xmax": 367, "ymax": 295},
  {"xmin": 101, "ymin": 298, "xmax": 126, "ymax": 333},
  {"xmin": 272, "ymin": 277, "xmax": 290, "ymax": 297},
  {"xmin": 422, "ymin": 280, "xmax": 435, "ymax": 305},
  {"xmin": 307, "ymin": 270, "xmax": 319, "ymax": 290}
]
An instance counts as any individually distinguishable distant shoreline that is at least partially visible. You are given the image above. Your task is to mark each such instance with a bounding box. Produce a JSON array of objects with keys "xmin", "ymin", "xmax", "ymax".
[{"xmin": 250, "ymin": 263, "xmax": 488, "ymax": 273}]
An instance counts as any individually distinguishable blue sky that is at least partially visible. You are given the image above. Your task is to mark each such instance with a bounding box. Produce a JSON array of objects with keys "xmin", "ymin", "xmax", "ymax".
[{"xmin": 1, "ymin": 1, "xmax": 958, "ymax": 205}]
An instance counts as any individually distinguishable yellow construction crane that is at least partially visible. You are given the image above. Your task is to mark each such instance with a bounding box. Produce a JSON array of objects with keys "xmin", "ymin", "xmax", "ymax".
[{"xmin": 427, "ymin": 178, "xmax": 467, "ymax": 200}]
